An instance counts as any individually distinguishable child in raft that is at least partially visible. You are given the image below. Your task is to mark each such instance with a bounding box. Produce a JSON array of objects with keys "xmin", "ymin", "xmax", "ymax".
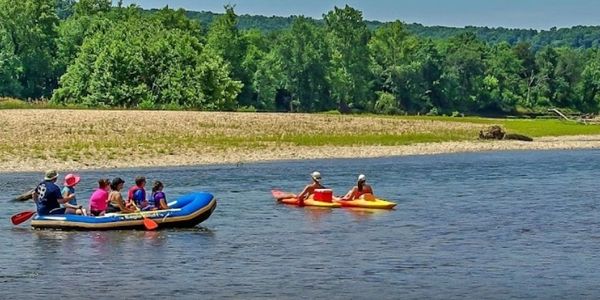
[
  {"xmin": 89, "ymin": 178, "xmax": 111, "ymax": 216},
  {"xmin": 61, "ymin": 173, "xmax": 87, "ymax": 215},
  {"xmin": 127, "ymin": 176, "xmax": 148, "ymax": 210},
  {"xmin": 106, "ymin": 177, "xmax": 136, "ymax": 214},
  {"xmin": 149, "ymin": 181, "xmax": 169, "ymax": 210}
]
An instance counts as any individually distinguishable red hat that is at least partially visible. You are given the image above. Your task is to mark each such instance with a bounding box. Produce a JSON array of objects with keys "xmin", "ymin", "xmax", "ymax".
[{"xmin": 64, "ymin": 174, "xmax": 81, "ymax": 187}]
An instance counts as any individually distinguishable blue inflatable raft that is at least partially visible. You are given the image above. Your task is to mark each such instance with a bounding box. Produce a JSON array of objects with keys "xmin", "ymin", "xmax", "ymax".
[{"xmin": 31, "ymin": 192, "xmax": 217, "ymax": 230}]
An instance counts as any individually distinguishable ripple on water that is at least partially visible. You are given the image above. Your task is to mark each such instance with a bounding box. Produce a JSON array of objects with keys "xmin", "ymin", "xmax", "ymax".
[{"xmin": 1, "ymin": 150, "xmax": 600, "ymax": 298}]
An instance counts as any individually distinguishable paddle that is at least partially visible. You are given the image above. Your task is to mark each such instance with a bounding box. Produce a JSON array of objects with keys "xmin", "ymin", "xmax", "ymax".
[
  {"xmin": 271, "ymin": 189, "xmax": 296, "ymax": 201},
  {"xmin": 131, "ymin": 202, "xmax": 158, "ymax": 231},
  {"xmin": 11, "ymin": 211, "xmax": 36, "ymax": 225}
]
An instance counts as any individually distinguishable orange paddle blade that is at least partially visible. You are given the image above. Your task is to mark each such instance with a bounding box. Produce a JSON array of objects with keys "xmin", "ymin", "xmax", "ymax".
[{"xmin": 143, "ymin": 216, "xmax": 158, "ymax": 230}]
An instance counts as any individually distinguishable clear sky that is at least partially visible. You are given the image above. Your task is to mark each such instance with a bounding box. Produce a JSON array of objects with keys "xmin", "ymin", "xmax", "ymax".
[{"xmin": 119, "ymin": 0, "xmax": 600, "ymax": 29}]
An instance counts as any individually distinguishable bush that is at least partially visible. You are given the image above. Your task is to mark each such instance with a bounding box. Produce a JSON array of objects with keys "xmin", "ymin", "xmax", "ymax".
[
  {"xmin": 427, "ymin": 107, "xmax": 439, "ymax": 116},
  {"xmin": 237, "ymin": 105, "xmax": 257, "ymax": 112},
  {"xmin": 374, "ymin": 91, "xmax": 399, "ymax": 115}
]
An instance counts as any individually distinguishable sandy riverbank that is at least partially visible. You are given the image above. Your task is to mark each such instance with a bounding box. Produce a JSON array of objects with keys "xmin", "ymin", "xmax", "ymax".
[
  {"xmin": 1, "ymin": 135, "xmax": 600, "ymax": 173},
  {"xmin": 1, "ymin": 109, "xmax": 599, "ymax": 173}
]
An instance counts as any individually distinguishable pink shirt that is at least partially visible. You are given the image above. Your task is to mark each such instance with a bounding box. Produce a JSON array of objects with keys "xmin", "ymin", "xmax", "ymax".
[{"xmin": 89, "ymin": 188, "xmax": 109, "ymax": 211}]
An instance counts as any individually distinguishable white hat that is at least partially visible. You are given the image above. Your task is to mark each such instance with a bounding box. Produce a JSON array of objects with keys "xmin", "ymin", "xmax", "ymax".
[
  {"xmin": 311, "ymin": 171, "xmax": 322, "ymax": 182},
  {"xmin": 358, "ymin": 174, "xmax": 366, "ymax": 182}
]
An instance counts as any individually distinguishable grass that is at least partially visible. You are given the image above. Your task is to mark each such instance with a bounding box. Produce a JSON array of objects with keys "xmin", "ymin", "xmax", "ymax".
[
  {"xmin": 1, "ymin": 107, "xmax": 600, "ymax": 170},
  {"xmin": 396, "ymin": 115, "xmax": 600, "ymax": 137}
]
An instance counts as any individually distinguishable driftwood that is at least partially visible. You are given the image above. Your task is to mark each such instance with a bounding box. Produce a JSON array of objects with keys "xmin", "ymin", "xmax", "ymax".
[
  {"xmin": 13, "ymin": 188, "xmax": 35, "ymax": 202},
  {"xmin": 479, "ymin": 125, "xmax": 533, "ymax": 142}
]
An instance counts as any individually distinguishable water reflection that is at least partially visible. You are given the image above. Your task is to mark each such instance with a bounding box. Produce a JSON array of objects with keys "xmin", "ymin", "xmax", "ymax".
[
  {"xmin": 303, "ymin": 207, "xmax": 334, "ymax": 222},
  {"xmin": 344, "ymin": 208, "xmax": 395, "ymax": 222}
]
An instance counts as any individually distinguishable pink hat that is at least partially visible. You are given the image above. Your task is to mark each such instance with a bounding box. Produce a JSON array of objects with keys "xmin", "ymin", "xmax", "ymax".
[{"xmin": 64, "ymin": 174, "xmax": 81, "ymax": 187}]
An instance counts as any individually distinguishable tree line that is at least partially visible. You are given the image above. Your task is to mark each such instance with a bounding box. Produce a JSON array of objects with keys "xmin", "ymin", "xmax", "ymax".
[{"xmin": 1, "ymin": 0, "xmax": 600, "ymax": 115}]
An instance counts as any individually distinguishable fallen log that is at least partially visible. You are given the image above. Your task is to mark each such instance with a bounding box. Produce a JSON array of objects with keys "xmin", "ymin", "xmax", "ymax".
[{"xmin": 13, "ymin": 188, "xmax": 35, "ymax": 202}]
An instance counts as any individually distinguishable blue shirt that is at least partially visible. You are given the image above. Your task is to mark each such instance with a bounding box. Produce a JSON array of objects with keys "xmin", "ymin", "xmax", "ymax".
[
  {"xmin": 133, "ymin": 189, "xmax": 145, "ymax": 206},
  {"xmin": 61, "ymin": 186, "xmax": 77, "ymax": 206},
  {"xmin": 35, "ymin": 181, "xmax": 63, "ymax": 215}
]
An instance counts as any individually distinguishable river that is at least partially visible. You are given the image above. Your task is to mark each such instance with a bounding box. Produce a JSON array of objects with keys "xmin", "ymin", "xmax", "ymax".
[{"xmin": 1, "ymin": 150, "xmax": 600, "ymax": 299}]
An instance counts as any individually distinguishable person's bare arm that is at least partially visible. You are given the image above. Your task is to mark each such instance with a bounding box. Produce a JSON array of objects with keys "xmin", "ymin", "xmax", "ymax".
[
  {"xmin": 343, "ymin": 187, "xmax": 357, "ymax": 200},
  {"xmin": 61, "ymin": 190, "xmax": 79, "ymax": 208},
  {"xmin": 297, "ymin": 185, "xmax": 310, "ymax": 201}
]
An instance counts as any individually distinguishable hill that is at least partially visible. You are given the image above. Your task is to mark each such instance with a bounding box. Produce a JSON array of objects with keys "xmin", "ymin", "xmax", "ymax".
[{"xmin": 173, "ymin": 9, "xmax": 600, "ymax": 49}]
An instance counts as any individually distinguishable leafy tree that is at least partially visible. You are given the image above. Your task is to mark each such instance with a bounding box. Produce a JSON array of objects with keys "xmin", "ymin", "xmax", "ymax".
[
  {"xmin": 56, "ymin": 0, "xmax": 76, "ymax": 19},
  {"xmin": 268, "ymin": 17, "xmax": 331, "ymax": 112},
  {"xmin": 579, "ymin": 50, "xmax": 600, "ymax": 112},
  {"xmin": 205, "ymin": 5, "xmax": 251, "ymax": 106},
  {"xmin": 481, "ymin": 42, "xmax": 522, "ymax": 113},
  {"xmin": 441, "ymin": 33, "xmax": 488, "ymax": 112},
  {"xmin": 513, "ymin": 42, "xmax": 538, "ymax": 108},
  {"xmin": 324, "ymin": 5, "xmax": 372, "ymax": 112},
  {"xmin": 53, "ymin": 8, "xmax": 241, "ymax": 109},
  {"xmin": 0, "ymin": 0, "xmax": 59, "ymax": 98},
  {"xmin": 0, "ymin": 26, "xmax": 22, "ymax": 96},
  {"xmin": 369, "ymin": 21, "xmax": 424, "ymax": 113},
  {"xmin": 74, "ymin": 0, "xmax": 111, "ymax": 16}
]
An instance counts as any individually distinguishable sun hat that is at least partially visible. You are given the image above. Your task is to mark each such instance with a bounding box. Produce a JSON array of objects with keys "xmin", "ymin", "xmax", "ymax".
[
  {"xmin": 64, "ymin": 173, "xmax": 81, "ymax": 187},
  {"xmin": 44, "ymin": 170, "xmax": 59, "ymax": 181},
  {"xmin": 358, "ymin": 174, "xmax": 366, "ymax": 182},
  {"xmin": 311, "ymin": 171, "xmax": 322, "ymax": 182}
]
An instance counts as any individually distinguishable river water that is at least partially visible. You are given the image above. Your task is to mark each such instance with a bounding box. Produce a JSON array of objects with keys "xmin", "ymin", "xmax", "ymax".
[{"xmin": 1, "ymin": 150, "xmax": 600, "ymax": 299}]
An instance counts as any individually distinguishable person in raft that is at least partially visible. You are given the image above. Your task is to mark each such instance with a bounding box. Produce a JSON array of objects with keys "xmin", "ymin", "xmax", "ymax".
[
  {"xmin": 343, "ymin": 174, "xmax": 374, "ymax": 201},
  {"xmin": 106, "ymin": 177, "xmax": 135, "ymax": 214},
  {"xmin": 61, "ymin": 173, "xmax": 87, "ymax": 215},
  {"xmin": 33, "ymin": 170, "xmax": 75, "ymax": 215},
  {"xmin": 150, "ymin": 181, "xmax": 169, "ymax": 210},
  {"xmin": 127, "ymin": 176, "xmax": 148, "ymax": 209},
  {"xmin": 89, "ymin": 178, "xmax": 111, "ymax": 216},
  {"xmin": 296, "ymin": 171, "xmax": 325, "ymax": 206}
]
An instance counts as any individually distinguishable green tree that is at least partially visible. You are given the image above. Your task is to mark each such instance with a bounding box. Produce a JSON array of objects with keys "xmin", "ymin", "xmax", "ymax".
[
  {"xmin": 74, "ymin": 0, "xmax": 111, "ymax": 16},
  {"xmin": 56, "ymin": 0, "xmax": 75, "ymax": 19},
  {"xmin": 205, "ymin": 5, "xmax": 251, "ymax": 106},
  {"xmin": 580, "ymin": 50, "xmax": 600, "ymax": 112},
  {"xmin": 0, "ymin": 0, "xmax": 59, "ymax": 98},
  {"xmin": 324, "ymin": 5, "xmax": 372, "ymax": 112},
  {"xmin": 481, "ymin": 42, "xmax": 523, "ymax": 113},
  {"xmin": 441, "ymin": 33, "xmax": 488, "ymax": 112},
  {"xmin": 53, "ymin": 8, "xmax": 241, "ymax": 109},
  {"xmin": 270, "ymin": 17, "xmax": 331, "ymax": 112},
  {"xmin": 369, "ymin": 21, "xmax": 424, "ymax": 113},
  {"xmin": 0, "ymin": 26, "xmax": 22, "ymax": 96},
  {"xmin": 513, "ymin": 42, "xmax": 538, "ymax": 108}
]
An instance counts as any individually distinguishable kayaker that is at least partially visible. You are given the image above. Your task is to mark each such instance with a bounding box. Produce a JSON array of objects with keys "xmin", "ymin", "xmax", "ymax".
[
  {"xmin": 33, "ymin": 170, "xmax": 74, "ymax": 215},
  {"xmin": 106, "ymin": 177, "xmax": 135, "ymax": 214},
  {"xmin": 343, "ymin": 174, "xmax": 374, "ymax": 200},
  {"xmin": 150, "ymin": 181, "xmax": 169, "ymax": 210},
  {"xmin": 296, "ymin": 171, "xmax": 325, "ymax": 206},
  {"xmin": 89, "ymin": 178, "xmax": 111, "ymax": 216},
  {"xmin": 61, "ymin": 173, "xmax": 86, "ymax": 215},
  {"xmin": 127, "ymin": 176, "xmax": 148, "ymax": 209}
]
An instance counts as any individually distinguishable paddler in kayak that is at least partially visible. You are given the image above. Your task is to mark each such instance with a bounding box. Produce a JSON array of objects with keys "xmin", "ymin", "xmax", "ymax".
[
  {"xmin": 296, "ymin": 171, "xmax": 325, "ymax": 206},
  {"xmin": 342, "ymin": 174, "xmax": 374, "ymax": 201}
]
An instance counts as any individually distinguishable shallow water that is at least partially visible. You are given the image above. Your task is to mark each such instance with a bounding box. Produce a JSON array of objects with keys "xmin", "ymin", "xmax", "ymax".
[{"xmin": 2, "ymin": 150, "xmax": 600, "ymax": 299}]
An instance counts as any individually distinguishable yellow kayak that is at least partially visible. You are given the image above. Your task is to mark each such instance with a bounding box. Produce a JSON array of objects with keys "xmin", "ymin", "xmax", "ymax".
[{"xmin": 335, "ymin": 194, "xmax": 397, "ymax": 209}]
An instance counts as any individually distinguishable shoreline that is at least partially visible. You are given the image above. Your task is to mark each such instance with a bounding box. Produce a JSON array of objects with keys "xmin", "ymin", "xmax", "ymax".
[
  {"xmin": 2, "ymin": 135, "xmax": 600, "ymax": 173},
  {"xmin": 2, "ymin": 109, "xmax": 600, "ymax": 174}
]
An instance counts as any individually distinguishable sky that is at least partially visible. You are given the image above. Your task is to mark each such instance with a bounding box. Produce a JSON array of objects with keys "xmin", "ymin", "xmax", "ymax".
[{"xmin": 119, "ymin": 0, "xmax": 600, "ymax": 30}]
